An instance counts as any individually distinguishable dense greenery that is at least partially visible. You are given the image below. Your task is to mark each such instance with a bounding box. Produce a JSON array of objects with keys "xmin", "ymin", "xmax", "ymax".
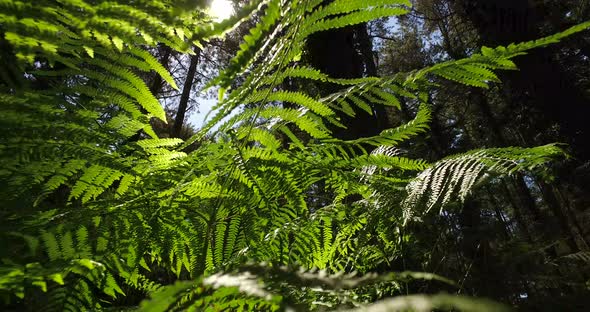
[{"xmin": 0, "ymin": 0, "xmax": 588, "ymax": 310}]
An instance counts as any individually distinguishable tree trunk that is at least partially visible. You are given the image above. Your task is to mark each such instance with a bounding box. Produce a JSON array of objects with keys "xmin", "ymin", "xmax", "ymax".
[
  {"xmin": 150, "ymin": 46, "xmax": 173, "ymax": 96},
  {"xmin": 355, "ymin": 24, "xmax": 390, "ymax": 131},
  {"xmin": 171, "ymin": 47, "xmax": 201, "ymax": 138},
  {"xmin": 537, "ymin": 180, "xmax": 585, "ymax": 251},
  {"xmin": 306, "ymin": 24, "xmax": 387, "ymax": 140}
]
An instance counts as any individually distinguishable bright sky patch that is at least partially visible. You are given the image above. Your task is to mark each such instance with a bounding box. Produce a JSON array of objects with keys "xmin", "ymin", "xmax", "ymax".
[{"xmin": 210, "ymin": 0, "xmax": 234, "ymax": 22}]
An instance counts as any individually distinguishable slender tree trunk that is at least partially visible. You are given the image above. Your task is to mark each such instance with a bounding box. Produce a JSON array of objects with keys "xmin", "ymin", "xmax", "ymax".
[
  {"xmin": 355, "ymin": 24, "xmax": 390, "ymax": 131},
  {"xmin": 499, "ymin": 180, "xmax": 534, "ymax": 243},
  {"xmin": 171, "ymin": 47, "xmax": 201, "ymax": 138},
  {"xmin": 486, "ymin": 187, "xmax": 511, "ymax": 239},
  {"xmin": 306, "ymin": 24, "xmax": 386, "ymax": 140},
  {"xmin": 435, "ymin": 13, "xmax": 546, "ymax": 247},
  {"xmin": 150, "ymin": 46, "xmax": 173, "ymax": 96},
  {"xmin": 537, "ymin": 180, "xmax": 585, "ymax": 251},
  {"xmin": 553, "ymin": 185, "xmax": 590, "ymax": 249}
]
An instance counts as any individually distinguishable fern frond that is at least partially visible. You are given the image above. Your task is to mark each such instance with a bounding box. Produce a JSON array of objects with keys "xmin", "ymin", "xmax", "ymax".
[
  {"xmin": 403, "ymin": 144, "xmax": 565, "ymax": 222},
  {"xmin": 246, "ymin": 90, "xmax": 335, "ymax": 117},
  {"xmin": 562, "ymin": 251, "xmax": 590, "ymax": 263},
  {"xmin": 409, "ymin": 21, "xmax": 590, "ymax": 87},
  {"xmin": 209, "ymin": 0, "xmax": 282, "ymax": 88},
  {"xmin": 137, "ymin": 263, "xmax": 457, "ymax": 311}
]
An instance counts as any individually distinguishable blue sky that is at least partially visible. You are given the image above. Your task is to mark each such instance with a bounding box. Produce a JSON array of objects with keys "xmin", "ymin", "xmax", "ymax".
[
  {"xmin": 187, "ymin": 93, "xmax": 240, "ymax": 131},
  {"xmin": 187, "ymin": 96, "xmax": 217, "ymax": 128}
]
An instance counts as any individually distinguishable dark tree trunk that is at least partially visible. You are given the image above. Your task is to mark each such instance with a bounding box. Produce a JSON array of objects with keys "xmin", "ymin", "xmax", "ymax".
[
  {"xmin": 537, "ymin": 180, "xmax": 584, "ymax": 251},
  {"xmin": 150, "ymin": 46, "xmax": 173, "ymax": 97},
  {"xmin": 171, "ymin": 47, "xmax": 201, "ymax": 138},
  {"xmin": 355, "ymin": 24, "xmax": 390, "ymax": 131},
  {"xmin": 306, "ymin": 24, "xmax": 388, "ymax": 140}
]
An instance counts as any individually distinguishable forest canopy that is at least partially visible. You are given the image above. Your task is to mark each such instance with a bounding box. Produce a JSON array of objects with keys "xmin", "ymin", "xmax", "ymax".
[{"xmin": 1, "ymin": 0, "xmax": 590, "ymax": 311}]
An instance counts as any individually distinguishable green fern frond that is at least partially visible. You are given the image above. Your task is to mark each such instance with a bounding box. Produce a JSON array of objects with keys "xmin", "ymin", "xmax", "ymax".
[
  {"xmin": 246, "ymin": 90, "xmax": 336, "ymax": 117},
  {"xmin": 69, "ymin": 165, "xmax": 124, "ymax": 203},
  {"xmin": 307, "ymin": 0, "xmax": 411, "ymax": 21},
  {"xmin": 137, "ymin": 263, "xmax": 458, "ymax": 311},
  {"xmin": 403, "ymin": 144, "xmax": 565, "ymax": 222},
  {"xmin": 210, "ymin": 0, "xmax": 282, "ymax": 88},
  {"xmin": 301, "ymin": 7, "xmax": 409, "ymax": 38},
  {"xmin": 562, "ymin": 251, "xmax": 590, "ymax": 263},
  {"xmin": 311, "ymin": 104, "xmax": 431, "ymax": 159},
  {"xmin": 410, "ymin": 21, "xmax": 590, "ymax": 87},
  {"xmin": 351, "ymin": 104, "xmax": 431, "ymax": 147},
  {"xmin": 41, "ymin": 231, "xmax": 62, "ymax": 261},
  {"xmin": 195, "ymin": 0, "xmax": 414, "ymax": 137}
]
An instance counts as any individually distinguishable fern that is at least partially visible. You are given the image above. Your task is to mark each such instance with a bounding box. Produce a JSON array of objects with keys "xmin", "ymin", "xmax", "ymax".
[
  {"xmin": 409, "ymin": 20, "xmax": 590, "ymax": 88},
  {"xmin": 189, "ymin": 0, "xmax": 411, "ymax": 143},
  {"xmin": 562, "ymin": 251, "xmax": 590, "ymax": 263},
  {"xmin": 402, "ymin": 144, "xmax": 565, "ymax": 222},
  {"xmin": 137, "ymin": 263, "xmax": 456, "ymax": 311},
  {"xmin": 1, "ymin": 0, "xmax": 587, "ymax": 310}
]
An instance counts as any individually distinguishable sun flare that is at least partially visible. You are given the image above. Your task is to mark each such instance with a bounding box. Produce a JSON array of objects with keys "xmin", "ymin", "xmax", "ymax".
[{"xmin": 209, "ymin": 0, "xmax": 234, "ymax": 22}]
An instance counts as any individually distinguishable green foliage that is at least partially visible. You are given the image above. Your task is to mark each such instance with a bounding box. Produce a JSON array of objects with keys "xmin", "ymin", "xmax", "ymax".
[
  {"xmin": 402, "ymin": 144, "xmax": 566, "ymax": 222},
  {"xmin": 409, "ymin": 20, "xmax": 590, "ymax": 88},
  {"xmin": 137, "ymin": 264, "xmax": 459, "ymax": 311},
  {"xmin": 1, "ymin": 0, "xmax": 588, "ymax": 311}
]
